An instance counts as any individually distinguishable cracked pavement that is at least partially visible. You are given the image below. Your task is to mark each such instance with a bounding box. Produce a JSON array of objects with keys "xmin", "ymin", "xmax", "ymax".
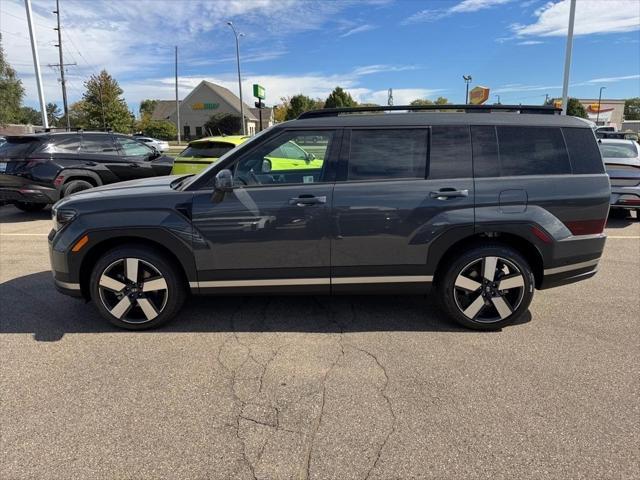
[{"xmin": 1, "ymin": 206, "xmax": 639, "ymax": 479}]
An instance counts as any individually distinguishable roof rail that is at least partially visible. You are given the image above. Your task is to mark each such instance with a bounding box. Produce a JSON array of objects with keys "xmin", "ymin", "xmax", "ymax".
[{"xmin": 297, "ymin": 104, "xmax": 560, "ymax": 119}]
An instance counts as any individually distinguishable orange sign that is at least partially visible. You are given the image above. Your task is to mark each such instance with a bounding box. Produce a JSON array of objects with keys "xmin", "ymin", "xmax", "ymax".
[
  {"xmin": 587, "ymin": 103, "xmax": 613, "ymax": 113},
  {"xmin": 469, "ymin": 86, "xmax": 490, "ymax": 105}
]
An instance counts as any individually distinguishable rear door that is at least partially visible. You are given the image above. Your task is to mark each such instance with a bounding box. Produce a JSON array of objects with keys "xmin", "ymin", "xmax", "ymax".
[
  {"xmin": 331, "ymin": 126, "xmax": 475, "ymax": 293},
  {"xmin": 190, "ymin": 129, "xmax": 340, "ymax": 292}
]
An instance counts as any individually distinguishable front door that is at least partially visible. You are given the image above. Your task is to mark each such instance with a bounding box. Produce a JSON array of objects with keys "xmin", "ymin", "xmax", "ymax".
[
  {"xmin": 331, "ymin": 126, "xmax": 475, "ymax": 293},
  {"xmin": 191, "ymin": 129, "xmax": 340, "ymax": 293}
]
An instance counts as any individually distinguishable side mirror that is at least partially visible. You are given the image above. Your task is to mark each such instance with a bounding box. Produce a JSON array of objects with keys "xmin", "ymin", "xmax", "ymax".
[{"xmin": 305, "ymin": 152, "xmax": 316, "ymax": 163}]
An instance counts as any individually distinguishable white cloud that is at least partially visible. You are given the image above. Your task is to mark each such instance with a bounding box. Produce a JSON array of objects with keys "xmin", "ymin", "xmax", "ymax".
[
  {"xmin": 584, "ymin": 74, "xmax": 640, "ymax": 84},
  {"xmin": 493, "ymin": 74, "xmax": 640, "ymax": 94},
  {"xmin": 517, "ymin": 40, "xmax": 543, "ymax": 45},
  {"xmin": 512, "ymin": 0, "xmax": 640, "ymax": 37},
  {"xmin": 340, "ymin": 24, "xmax": 377, "ymax": 38},
  {"xmin": 403, "ymin": 0, "xmax": 510, "ymax": 24}
]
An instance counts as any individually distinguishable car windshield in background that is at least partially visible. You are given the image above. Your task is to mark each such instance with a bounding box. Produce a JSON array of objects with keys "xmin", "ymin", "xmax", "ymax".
[
  {"xmin": 0, "ymin": 139, "xmax": 36, "ymax": 158},
  {"xmin": 181, "ymin": 142, "xmax": 236, "ymax": 158},
  {"xmin": 599, "ymin": 143, "xmax": 638, "ymax": 159}
]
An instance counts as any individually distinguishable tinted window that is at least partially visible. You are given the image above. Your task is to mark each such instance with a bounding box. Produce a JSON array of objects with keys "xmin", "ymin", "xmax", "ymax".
[
  {"xmin": 181, "ymin": 142, "xmax": 236, "ymax": 158},
  {"xmin": 497, "ymin": 126, "xmax": 571, "ymax": 176},
  {"xmin": 234, "ymin": 130, "xmax": 333, "ymax": 186},
  {"xmin": 81, "ymin": 136, "xmax": 118, "ymax": 155},
  {"xmin": 0, "ymin": 139, "xmax": 37, "ymax": 158},
  {"xmin": 430, "ymin": 126, "xmax": 472, "ymax": 179},
  {"xmin": 563, "ymin": 128, "xmax": 605, "ymax": 173},
  {"xmin": 348, "ymin": 129, "xmax": 427, "ymax": 181},
  {"xmin": 41, "ymin": 136, "xmax": 80, "ymax": 154},
  {"xmin": 116, "ymin": 137, "xmax": 152, "ymax": 157},
  {"xmin": 471, "ymin": 125, "xmax": 500, "ymax": 177}
]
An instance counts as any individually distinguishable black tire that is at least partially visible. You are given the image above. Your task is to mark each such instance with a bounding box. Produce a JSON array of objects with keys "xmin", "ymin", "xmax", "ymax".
[
  {"xmin": 436, "ymin": 244, "xmax": 535, "ymax": 330},
  {"xmin": 62, "ymin": 179, "xmax": 94, "ymax": 197},
  {"xmin": 89, "ymin": 246, "xmax": 186, "ymax": 330},
  {"xmin": 14, "ymin": 202, "xmax": 47, "ymax": 212}
]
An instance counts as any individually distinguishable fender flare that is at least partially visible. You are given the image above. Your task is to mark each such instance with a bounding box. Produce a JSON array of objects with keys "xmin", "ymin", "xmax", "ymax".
[{"xmin": 56, "ymin": 169, "xmax": 104, "ymax": 191}]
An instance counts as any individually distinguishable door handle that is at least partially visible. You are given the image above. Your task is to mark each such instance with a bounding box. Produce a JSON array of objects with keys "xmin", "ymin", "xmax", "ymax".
[
  {"xmin": 128, "ymin": 163, "xmax": 140, "ymax": 168},
  {"xmin": 289, "ymin": 195, "xmax": 327, "ymax": 206},
  {"xmin": 429, "ymin": 188, "xmax": 469, "ymax": 199}
]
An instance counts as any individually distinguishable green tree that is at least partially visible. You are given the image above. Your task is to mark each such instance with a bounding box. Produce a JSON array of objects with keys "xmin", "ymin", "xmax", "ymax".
[
  {"xmin": 18, "ymin": 106, "xmax": 41, "ymax": 125},
  {"xmin": 139, "ymin": 99, "xmax": 158, "ymax": 117},
  {"xmin": 324, "ymin": 87, "xmax": 357, "ymax": 109},
  {"xmin": 204, "ymin": 112, "xmax": 242, "ymax": 135},
  {"xmin": 58, "ymin": 101, "xmax": 88, "ymax": 129},
  {"xmin": 47, "ymin": 102, "xmax": 62, "ymax": 126},
  {"xmin": 0, "ymin": 35, "xmax": 25, "ymax": 124},
  {"xmin": 285, "ymin": 94, "xmax": 320, "ymax": 120},
  {"xmin": 624, "ymin": 98, "xmax": 640, "ymax": 120},
  {"xmin": 135, "ymin": 119, "xmax": 177, "ymax": 140},
  {"xmin": 547, "ymin": 97, "xmax": 587, "ymax": 118},
  {"xmin": 82, "ymin": 70, "xmax": 133, "ymax": 132},
  {"xmin": 434, "ymin": 96, "xmax": 449, "ymax": 105},
  {"xmin": 410, "ymin": 98, "xmax": 434, "ymax": 106}
]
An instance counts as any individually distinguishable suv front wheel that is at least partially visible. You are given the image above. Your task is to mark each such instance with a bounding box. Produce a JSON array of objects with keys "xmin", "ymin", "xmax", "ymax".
[
  {"xmin": 89, "ymin": 246, "xmax": 186, "ymax": 330},
  {"xmin": 437, "ymin": 245, "xmax": 535, "ymax": 330}
]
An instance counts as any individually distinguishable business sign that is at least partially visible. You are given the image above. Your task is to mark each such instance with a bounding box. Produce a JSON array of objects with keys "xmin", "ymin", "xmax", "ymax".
[
  {"xmin": 469, "ymin": 86, "xmax": 490, "ymax": 105},
  {"xmin": 253, "ymin": 84, "xmax": 265, "ymax": 100},
  {"xmin": 191, "ymin": 102, "xmax": 219, "ymax": 110}
]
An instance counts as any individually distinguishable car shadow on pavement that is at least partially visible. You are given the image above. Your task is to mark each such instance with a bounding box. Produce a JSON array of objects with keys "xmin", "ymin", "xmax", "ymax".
[
  {"xmin": 0, "ymin": 271, "xmax": 531, "ymax": 342},
  {"xmin": 606, "ymin": 214, "xmax": 638, "ymax": 229},
  {"xmin": 0, "ymin": 205, "xmax": 51, "ymax": 223}
]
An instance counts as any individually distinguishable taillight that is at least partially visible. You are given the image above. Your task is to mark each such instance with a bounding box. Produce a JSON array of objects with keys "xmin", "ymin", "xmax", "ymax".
[
  {"xmin": 53, "ymin": 175, "xmax": 65, "ymax": 187},
  {"xmin": 564, "ymin": 219, "xmax": 607, "ymax": 236}
]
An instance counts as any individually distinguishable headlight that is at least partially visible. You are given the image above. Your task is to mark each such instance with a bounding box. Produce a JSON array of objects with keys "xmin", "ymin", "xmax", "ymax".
[{"xmin": 52, "ymin": 207, "xmax": 77, "ymax": 231}]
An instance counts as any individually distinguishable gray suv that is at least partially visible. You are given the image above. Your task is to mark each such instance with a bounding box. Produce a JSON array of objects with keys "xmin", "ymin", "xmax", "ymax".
[{"xmin": 49, "ymin": 105, "xmax": 610, "ymax": 330}]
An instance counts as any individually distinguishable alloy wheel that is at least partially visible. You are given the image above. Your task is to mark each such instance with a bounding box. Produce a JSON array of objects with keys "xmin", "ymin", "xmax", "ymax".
[
  {"xmin": 453, "ymin": 256, "xmax": 525, "ymax": 323},
  {"xmin": 97, "ymin": 257, "xmax": 169, "ymax": 324}
]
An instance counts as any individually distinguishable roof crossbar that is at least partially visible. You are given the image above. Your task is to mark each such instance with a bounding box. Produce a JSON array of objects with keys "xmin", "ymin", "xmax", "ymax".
[{"xmin": 297, "ymin": 104, "xmax": 560, "ymax": 119}]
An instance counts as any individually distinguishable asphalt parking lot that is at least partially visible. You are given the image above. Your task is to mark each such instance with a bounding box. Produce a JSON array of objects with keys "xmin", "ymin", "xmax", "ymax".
[{"xmin": 1, "ymin": 205, "xmax": 638, "ymax": 480}]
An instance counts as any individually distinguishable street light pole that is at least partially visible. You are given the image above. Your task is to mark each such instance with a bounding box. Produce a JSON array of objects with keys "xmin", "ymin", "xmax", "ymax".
[
  {"xmin": 463, "ymin": 75, "xmax": 472, "ymax": 104},
  {"xmin": 596, "ymin": 86, "xmax": 606, "ymax": 126},
  {"xmin": 227, "ymin": 22, "xmax": 246, "ymax": 135},
  {"xmin": 561, "ymin": 0, "xmax": 577, "ymax": 115},
  {"xmin": 24, "ymin": 0, "xmax": 48, "ymax": 129}
]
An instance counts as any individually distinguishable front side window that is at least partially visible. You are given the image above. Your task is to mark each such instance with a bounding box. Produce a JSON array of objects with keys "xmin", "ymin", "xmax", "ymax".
[
  {"xmin": 347, "ymin": 129, "xmax": 427, "ymax": 181},
  {"xmin": 234, "ymin": 130, "xmax": 333, "ymax": 186},
  {"xmin": 116, "ymin": 137, "xmax": 153, "ymax": 157},
  {"xmin": 80, "ymin": 136, "xmax": 118, "ymax": 156}
]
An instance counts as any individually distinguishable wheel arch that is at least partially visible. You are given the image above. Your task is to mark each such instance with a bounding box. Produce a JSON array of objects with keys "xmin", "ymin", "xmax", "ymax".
[
  {"xmin": 57, "ymin": 169, "xmax": 103, "ymax": 192},
  {"xmin": 432, "ymin": 231, "xmax": 544, "ymax": 288},
  {"xmin": 78, "ymin": 236, "xmax": 191, "ymax": 300}
]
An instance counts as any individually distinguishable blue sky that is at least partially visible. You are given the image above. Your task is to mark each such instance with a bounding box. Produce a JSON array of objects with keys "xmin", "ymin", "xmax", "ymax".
[{"xmin": 2, "ymin": 0, "xmax": 639, "ymax": 113}]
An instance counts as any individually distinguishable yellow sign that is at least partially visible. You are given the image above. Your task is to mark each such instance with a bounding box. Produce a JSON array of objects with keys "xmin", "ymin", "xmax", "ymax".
[
  {"xmin": 469, "ymin": 86, "xmax": 490, "ymax": 105},
  {"xmin": 191, "ymin": 102, "xmax": 220, "ymax": 110}
]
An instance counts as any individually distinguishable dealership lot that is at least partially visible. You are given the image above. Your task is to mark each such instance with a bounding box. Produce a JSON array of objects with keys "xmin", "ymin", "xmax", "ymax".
[{"xmin": 1, "ymin": 206, "xmax": 638, "ymax": 479}]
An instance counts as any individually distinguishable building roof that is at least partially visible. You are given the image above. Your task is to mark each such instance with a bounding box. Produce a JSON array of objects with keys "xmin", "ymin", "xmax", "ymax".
[{"xmin": 151, "ymin": 100, "xmax": 180, "ymax": 121}]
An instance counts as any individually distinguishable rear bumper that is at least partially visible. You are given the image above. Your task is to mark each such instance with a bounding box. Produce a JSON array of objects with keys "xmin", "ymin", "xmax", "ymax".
[
  {"xmin": 538, "ymin": 234, "xmax": 606, "ymax": 290},
  {"xmin": 610, "ymin": 186, "xmax": 640, "ymax": 209},
  {"xmin": 0, "ymin": 185, "xmax": 59, "ymax": 204}
]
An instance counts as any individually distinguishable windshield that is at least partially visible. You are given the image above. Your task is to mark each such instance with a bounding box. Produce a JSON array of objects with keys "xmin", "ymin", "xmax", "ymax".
[
  {"xmin": 179, "ymin": 127, "xmax": 274, "ymax": 190},
  {"xmin": 179, "ymin": 141, "xmax": 236, "ymax": 159},
  {"xmin": 599, "ymin": 143, "xmax": 638, "ymax": 159}
]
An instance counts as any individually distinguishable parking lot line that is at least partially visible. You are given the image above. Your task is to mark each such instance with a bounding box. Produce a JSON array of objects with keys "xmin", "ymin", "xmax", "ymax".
[{"xmin": 0, "ymin": 233, "xmax": 49, "ymax": 236}]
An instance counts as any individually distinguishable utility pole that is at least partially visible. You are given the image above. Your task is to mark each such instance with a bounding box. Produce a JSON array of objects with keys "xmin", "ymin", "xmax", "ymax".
[
  {"xmin": 596, "ymin": 86, "xmax": 606, "ymax": 125},
  {"xmin": 561, "ymin": 0, "xmax": 577, "ymax": 115},
  {"xmin": 175, "ymin": 46, "xmax": 181, "ymax": 144},
  {"xmin": 52, "ymin": 0, "xmax": 70, "ymax": 130},
  {"xmin": 463, "ymin": 75, "xmax": 472, "ymax": 104},
  {"xmin": 24, "ymin": 0, "xmax": 48, "ymax": 128},
  {"xmin": 227, "ymin": 22, "xmax": 246, "ymax": 135},
  {"xmin": 387, "ymin": 88, "xmax": 393, "ymax": 106}
]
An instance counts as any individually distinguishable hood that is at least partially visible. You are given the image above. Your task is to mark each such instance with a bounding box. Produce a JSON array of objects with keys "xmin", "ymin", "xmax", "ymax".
[{"xmin": 55, "ymin": 175, "xmax": 187, "ymax": 208}]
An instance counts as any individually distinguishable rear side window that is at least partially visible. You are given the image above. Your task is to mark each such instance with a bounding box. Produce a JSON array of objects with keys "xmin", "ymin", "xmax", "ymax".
[
  {"xmin": 496, "ymin": 126, "xmax": 571, "ymax": 176},
  {"xmin": 81, "ymin": 136, "xmax": 118, "ymax": 156},
  {"xmin": 471, "ymin": 126, "xmax": 500, "ymax": 177},
  {"xmin": 347, "ymin": 129, "xmax": 427, "ymax": 181},
  {"xmin": 430, "ymin": 126, "xmax": 472, "ymax": 179},
  {"xmin": 181, "ymin": 142, "xmax": 235, "ymax": 158},
  {"xmin": 39, "ymin": 136, "xmax": 80, "ymax": 154},
  {"xmin": 563, "ymin": 128, "xmax": 605, "ymax": 173},
  {"xmin": 0, "ymin": 139, "xmax": 37, "ymax": 158}
]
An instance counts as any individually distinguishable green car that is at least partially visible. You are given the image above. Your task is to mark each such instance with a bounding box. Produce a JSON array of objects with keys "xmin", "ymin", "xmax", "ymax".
[
  {"xmin": 171, "ymin": 135, "xmax": 324, "ymax": 175},
  {"xmin": 171, "ymin": 136, "xmax": 249, "ymax": 175}
]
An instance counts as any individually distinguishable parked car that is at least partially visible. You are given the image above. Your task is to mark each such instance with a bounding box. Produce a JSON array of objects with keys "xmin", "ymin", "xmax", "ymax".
[
  {"xmin": 49, "ymin": 105, "xmax": 610, "ymax": 331},
  {"xmin": 0, "ymin": 131, "xmax": 173, "ymax": 211},
  {"xmin": 599, "ymin": 138, "xmax": 640, "ymax": 215},
  {"xmin": 133, "ymin": 135, "xmax": 170, "ymax": 152},
  {"xmin": 171, "ymin": 135, "xmax": 249, "ymax": 175},
  {"xmin": 596, "ymin": 130, "xmax": 639, "ymax": 141}
]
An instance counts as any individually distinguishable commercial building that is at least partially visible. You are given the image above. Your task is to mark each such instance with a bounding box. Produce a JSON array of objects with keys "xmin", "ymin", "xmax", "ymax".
[
  {"xmin": 151, "ymin": 80, "xmax": 274, "ymax": 139},
  {"xmin": 576, "ymin": 98, "xmax": 625, "ymax": 129}
]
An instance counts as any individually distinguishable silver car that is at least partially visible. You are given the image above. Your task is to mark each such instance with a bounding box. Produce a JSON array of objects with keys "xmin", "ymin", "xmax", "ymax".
[
  {"xmin": 133, "ymin": 136, "xmax": 170, "ymax": 152},
  {"xmin": 599, "ymin": 139, "xmax": 640, "ymax": 217}
]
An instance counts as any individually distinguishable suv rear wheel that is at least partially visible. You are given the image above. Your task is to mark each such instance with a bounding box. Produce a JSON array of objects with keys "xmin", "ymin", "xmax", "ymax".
[
  {"xmin": 89, "ymin": 246, "xmax": 186, "ymax": 330},
  {"xmin": 62, "ymin": 179, "xmax": 94, "ymax": 197},
  {"xmin": 437, "ymin": 244, "xmax": 534, "ymax": 330}
]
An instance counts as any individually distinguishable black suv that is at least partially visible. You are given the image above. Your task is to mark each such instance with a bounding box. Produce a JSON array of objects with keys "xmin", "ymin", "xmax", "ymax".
[
  {"xmin": 0, "ymin": 131, "xmax": 173, "ymax": 211},
  {"xmin": 48, "ymin": 105, "xmax": 610, "ymax": 330}
]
